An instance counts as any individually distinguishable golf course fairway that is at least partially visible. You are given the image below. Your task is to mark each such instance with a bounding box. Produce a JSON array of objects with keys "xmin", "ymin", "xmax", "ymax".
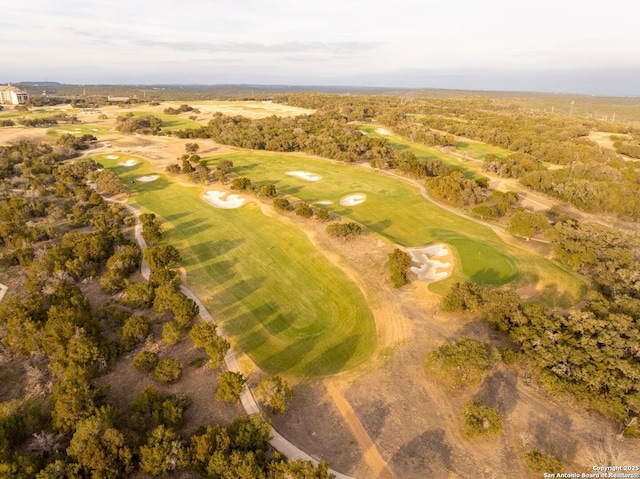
[{"xmin": 99, "ymin": 155, "xmax": 376, "ymax": 377}]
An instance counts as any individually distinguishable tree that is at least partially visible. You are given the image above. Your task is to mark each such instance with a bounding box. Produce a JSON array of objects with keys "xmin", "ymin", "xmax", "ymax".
[
  {"xmin": 144, "ymin": 245, "xmax": 181, "ymax": 271},
  {"xmin": 295, "ymin": 203, "xmax": 313, "ymax": 218},
  {"xmin": 134, "ymin": 351, "xmax": 159, "ymax": 373},
  {"xmin": 217, "ymin": 371, "xmax": 246, "ymax": 402},
  {"xmin": 161, "ymin": 321, "xmax": 184, "ymax": 345},
  {"xmin": 130, "ymin": 387, "xmax": 190, "ymax": 431},
  {"xmin": 258, "ymin": 184, "xmax": 277, "ymax": 198},
  {"xmin": 51, "ymin": 378, "xmax": 102, "ymax": 433},
  {"xmin": 185, "ymin": 142, "xmax": 200, "ymax": 154},
  {"xmin": 139, "ymin": 425, "xmax": 185, "ymax": 476},
  {"xmin": 462, "ymin": 401, "xmax": 503, "ymax": 437},
  {"xmin": 120, "ymin": 315, "xmax": 152, "ymax": 351},
  {"xmin": 424, "ymin": 338, "xmax": 494, "ymax": 390},
  {"xmin": 67, "ymin": 409, "xmax": 134, "ymax": 479},
  {"xmin": 507, "ymin": 211, "xmax": 549, "ymax": 240},
  {"xmin": 231, "ymin": 177, "xmax": 252, "ymax": 191},
  {"xmin": 140, "ymin": 213, "xmax": 162, "ymax": 246},
  {"xmin": 326, "ymin": 222, "xmax": 361, "ymax": 240},
  {"xmin": 273, "ymin": 198, "xmax": 290, "ymax": 211},
  {"xmin": 315, "ymin": 209, "xmax": 330, "ymax": 222},
  {"xmin": 387, "ymin": 248, "xmax": 411, "ymax": 288},
  {"xmin": 95, "ymin": 170, "xmax": 124, "ymax": 195},
  {"xmin": 189, "ymin": 322, "xmax": 230, "ymax": 367},
  {"xmin": 153, "ymin": 358, "xmax": 182, "ymax": 383},
  {"xmin": 181, "ymin": 158, "xmax": 194, "ymax": 174},
  {"xmin": 122, "ymin": 282, "xmax": 155, "ymax": 309},
  {"xmin": 255, "ymin": 376, "xmax": 292, "ymax": 414},
  {"xmin": 525, "ymin": 451, "xmax": 563, "ymax": 474}
]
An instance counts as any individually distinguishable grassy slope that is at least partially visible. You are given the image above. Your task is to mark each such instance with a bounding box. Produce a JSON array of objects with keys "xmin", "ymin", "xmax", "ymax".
[
  {"xmin": 97, "ymin": 155, "xmax": 376, "ymax": 377},
  {"xmin": 207, "ymin": 150, "xmax": 585, "ymax": 306}
]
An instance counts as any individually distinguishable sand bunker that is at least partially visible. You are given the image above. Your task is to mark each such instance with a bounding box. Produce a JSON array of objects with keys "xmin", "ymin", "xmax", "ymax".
[
  {"xmin": 121, "ymin": 159, "xmax": 137, "ymax": 167},
  {"xmin": 376, "ymin": 128, "xmax": 391, "ymax": 135},
  {"xmin": 340, "ymin": 194, "xmax": 367, "ymax": 206},
  {"xmin": 316, "ymin": 200, "xmax": 333, "ymax": 205},
  {"xmin": 137, "ymin": 175, "xmax": 159, "ymax": 182},
  {"xmin": 407, "ymin": 244, "xmax": 453, "ymax": 282},
  {"xmin": 105, "ymin": 155, "xmax": 119, "ymax": 160},
  {"xmin": 202, "ymin": 190, "xmax": 245, "ymax": 209},
  {"xmin": 286, "ymin": 171, "xmax": 322, "ymax": 182}
]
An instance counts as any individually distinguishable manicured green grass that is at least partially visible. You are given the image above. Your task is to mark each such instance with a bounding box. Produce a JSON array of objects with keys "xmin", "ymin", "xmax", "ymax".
[
  {"xmin": 129, "ymin": 111, "xmax": 201, "ymax": 131},
  {"xmin": 205, "ymin": 150, "xmax": 585, "ymax": 306},
  {"xmin": 97, "ymin": 154, "xmax": 376, "ymax": 377},
  {"xmin": 358, "ymin": 125, "xmax": 481, "ymax": 179},
  {"xmin": 455, "ymin": 141, "xmax": 511, "ymax": 160},
  {"xmin": 46, "ymin": 124, "xmax": 113, "ymax": 138}
]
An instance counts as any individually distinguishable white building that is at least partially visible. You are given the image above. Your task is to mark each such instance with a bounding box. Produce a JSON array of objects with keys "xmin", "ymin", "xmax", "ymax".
[{"xmin": 0, "ymin": 84, "xmax": 30, "ymax": 105}]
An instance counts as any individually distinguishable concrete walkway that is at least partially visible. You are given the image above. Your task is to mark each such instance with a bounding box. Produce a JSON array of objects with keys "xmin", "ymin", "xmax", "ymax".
[{"xmin": 105, "ymin": 195, "xmax": 356, "ymax": 479}]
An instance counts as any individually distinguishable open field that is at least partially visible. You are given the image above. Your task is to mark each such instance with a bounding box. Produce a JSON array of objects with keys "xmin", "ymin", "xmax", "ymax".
[
  {"xmin": 158, "ymin": 100, "xmax": 314, "ymax": 119},
  {"xmin": 97, "ymin": 154, "xmax": 376, "ymax": 377},
  {"xmin": 205, "ymin": 150, "xmax": 584, "ymax": 306}
]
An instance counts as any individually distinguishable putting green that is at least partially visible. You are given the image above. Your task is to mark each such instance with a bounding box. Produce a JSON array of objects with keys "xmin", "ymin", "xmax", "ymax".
[
  {"xmin": 205, "ymin": 150, "xmax": 585, "ymax": 306},
  {"xmin": 97, "ymin": 155, "xmax": 376, "ymax": 377}
]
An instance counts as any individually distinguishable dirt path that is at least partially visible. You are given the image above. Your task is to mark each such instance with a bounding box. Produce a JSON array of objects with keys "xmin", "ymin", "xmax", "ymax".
[{"xmin": 325, "ymin": 380, "xmax": 396, "ymax": 479}]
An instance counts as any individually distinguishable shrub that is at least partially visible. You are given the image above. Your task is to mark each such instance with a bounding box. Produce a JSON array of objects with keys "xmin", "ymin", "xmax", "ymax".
[
  {"xmin": 134, "ymin": 351, "xmax": 159, "ymax": 373},
  {"xmin": 122, "ymin": 282, "xmax": 155, "ymax": 309},
  {"xmin": 387, "ymin": 248, "xmax": 411, "ymax": 288},
  {"xmin": 189, "ymin": 322, "xmax": 230, "ymax": 367},
  {"xmin": 120, "ymin": 315, "xmax": 152, "ymax": 351},
  {"xmin": 216, "ymin": 371, "xmax": 246, "ymax": 402},
  {"xmin": 259, "ymin": 184, "xmax": 277, "ymax": 198},
  {"xmin": 153, "ymin": 358, "xmax": 182, "ymax": 383},
  {"xmin": 326, "ymin": 222, "xmax": 361, "ymax": 239},
  {"xmin": 273, "ymin": 198, "xmax": 290, "ymax": 211},
  {"xmin": 255, "ymin": 376, "xmax": 292, "ymax": 414},
  {"xmin": 424, "ymin": 338, "xmax": 494, "ymax": 390},
  {"xmin": 162, "ymin": 321, "xmax": 184, "ymax": 346},
  {"xmin": 462, "ymin": 401, "xmax": 503, "ymax": 437},
  {"xmin": 230, "ymin": 177, "xmax": 252, "ymax": 191},
  {"xmin": 315, "ymin": 209, "xmax": 330, "ymax": 221},
  {"xmin": 295, "ymin": 203, "xmax": 313, "ymax": 218},
  {"xmin": 525, "ymin": 450, "xmax": 563, "ymax": 474}
]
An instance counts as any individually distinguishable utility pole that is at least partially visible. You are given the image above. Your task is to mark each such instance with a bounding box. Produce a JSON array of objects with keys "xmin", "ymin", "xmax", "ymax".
[
  {"xmin": 612, "ymin": 112, "xmax": 616, "ymax": 122},
  {"xmin": 569, "ymin": 101, "xmax": 574, "ymax": 116}
]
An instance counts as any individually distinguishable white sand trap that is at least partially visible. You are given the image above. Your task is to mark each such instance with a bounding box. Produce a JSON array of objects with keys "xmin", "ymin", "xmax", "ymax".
[
  {"xmin": 202, "ymin": 190, "xmax": 245, "ymax": 209},
  {"xmin": 137, "ymin": 175, "xmax": 159, "ymax": 182},
  {"xmin": 316, "ymin": 200, "xmax": 333, "ymax": 205},
  {"xmin": 58, "ymin": 129, "xmax": 78, "ymax": 134},
  {"xmin": 376, "ymin": 128, "xmax": 391, "ymax": 135},
  {"xmin": 91, "ymin": 128, "xmax": 98, "ymax": 132},
  {"xmin": 121, "ymin": 159, "xmax": 138, "ymax": 167},
  {"xmin": 340, "ymin": 194, "xmax": 367, "ymax": 206},
  {"xmin": 407, "ymin": 244, "xmax": 453, "ymax": 282},
  {"xmin": 286, "ymin": 171, "xmax": 322, "ymax": 182},
  {"xmin": 105, "ymin": 155, "xmax": 119, "ymax": 160}
]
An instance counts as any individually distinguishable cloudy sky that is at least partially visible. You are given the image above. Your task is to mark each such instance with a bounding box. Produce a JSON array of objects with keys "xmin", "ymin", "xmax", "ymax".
[{"xmin": 2, "ymin": 0, "xmax": 639, "ymax": 95}]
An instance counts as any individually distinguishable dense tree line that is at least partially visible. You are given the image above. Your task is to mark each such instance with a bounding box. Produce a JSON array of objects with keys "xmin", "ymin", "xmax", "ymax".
[
  {"xmin": 274, "ymin": 93, "xmax": 640, "ymax": 220},
  {"xmin": 440, "ymin": 218, "xmax": 640, "ymax": 436}
]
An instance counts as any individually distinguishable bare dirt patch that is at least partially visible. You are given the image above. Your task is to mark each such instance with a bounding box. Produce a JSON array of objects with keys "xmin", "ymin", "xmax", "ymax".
[{"xmin": 95, "ymin": 332, "xmax": 243, "ymax": 437}]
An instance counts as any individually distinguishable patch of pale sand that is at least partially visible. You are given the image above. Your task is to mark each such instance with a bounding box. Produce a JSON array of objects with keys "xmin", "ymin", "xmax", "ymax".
[
  {"xmin": 202, "ymin": 190, "xmax": 245, "ymax": 209},
  {"xmin": 340, "ymin": 194, "xmax": 366, "ymax": 206},
  {"xmin": 375, "ymin": 128, "xmax": 391, "ymax": 135},
  {"xmin": 58, "ymin": 129, "xmax": 81, "ymax": 134},
  {"xmin": 316, "ymin": 200, "xmax": 333, "ymax": 205},
  {"xmin": 286, "ymin": 171, "xmax": 322, "ymax": 182},
  {"xmin": 105, "ymin": 154, "xmax": 119, "ymax": 160},
  {"xmin": 407, "ymin": 244, "xmax": 453, "ymax": 282},
  {"xmin": 91, "ymin": 128, "xmax": 98, "ymax": 132},
  {"xmin": 137, "ymin": 175, "xmax": 159, "ymax": 182},
  {"xmin": 0, "ymin": 283, "xmax": 8, "ymax": 303},
  {"xmin": 121, "ymin": 159, "xmax": 137, "ymax": 167}
]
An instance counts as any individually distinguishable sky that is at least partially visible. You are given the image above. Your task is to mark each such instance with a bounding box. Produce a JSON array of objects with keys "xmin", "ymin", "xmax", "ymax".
[{"xmin": 2, "ymin": 0, "xmax": 639, "ymax": 96}]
